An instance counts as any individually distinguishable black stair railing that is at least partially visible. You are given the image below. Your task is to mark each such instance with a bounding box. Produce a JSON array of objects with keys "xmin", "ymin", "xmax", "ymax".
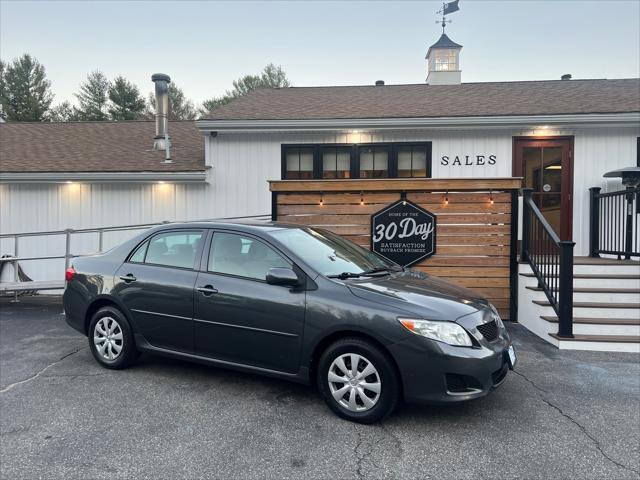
[
  {"xmin": 589, "ymin": 186, "xmax": 640, "ymax": 259},
  {"xmin": 521, "ymin": 188, "xmax": 575, "ymax": 338}
]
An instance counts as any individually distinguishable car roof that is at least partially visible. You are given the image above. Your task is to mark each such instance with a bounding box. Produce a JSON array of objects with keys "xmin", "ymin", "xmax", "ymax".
[{"xmin": 151, "ymin": 220, "xmax": 308, "ymax": 234}]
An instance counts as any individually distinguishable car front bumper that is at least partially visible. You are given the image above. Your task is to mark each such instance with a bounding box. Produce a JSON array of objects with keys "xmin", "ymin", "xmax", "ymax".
[{"xmin": 387, "ymin": 331, "xmax": 512, "ymax": 404}]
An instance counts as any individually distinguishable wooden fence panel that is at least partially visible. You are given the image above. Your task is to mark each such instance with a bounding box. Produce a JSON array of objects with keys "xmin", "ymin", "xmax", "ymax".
[{"xmin": 271, "ymin": 178, "xmax": 520, "ymax": 320}]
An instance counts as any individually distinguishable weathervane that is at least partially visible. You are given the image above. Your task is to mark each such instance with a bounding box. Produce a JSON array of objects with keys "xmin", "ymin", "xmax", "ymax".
[{"xmin": 436, "ymin": 0, "xmax": 460, "ymax": 33}]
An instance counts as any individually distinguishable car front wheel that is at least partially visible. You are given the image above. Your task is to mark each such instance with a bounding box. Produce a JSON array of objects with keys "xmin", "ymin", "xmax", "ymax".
[
  {"xmin": 88, "ymin": 306, "xmax": 137, "ymax": 369},
  {"xmin": 317, "ymin": 337, "xmax": 400, "ymax": 423}
]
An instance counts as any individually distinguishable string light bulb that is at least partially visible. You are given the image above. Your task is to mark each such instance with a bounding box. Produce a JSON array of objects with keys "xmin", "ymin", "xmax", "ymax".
[
  {"xmin": 360, "ymin": 191, "xmax": 364, "ymax": 206},
  {"xmin": 489, "ymin": 190, "xmax": 494, "ymax": 205},
  {"xmin": 444, "ymin": 190, "xmax": 449, "ymax": 205},
  {"xmin": 319, "ymin": 192, "xmax": 324, "ymax": 206}
]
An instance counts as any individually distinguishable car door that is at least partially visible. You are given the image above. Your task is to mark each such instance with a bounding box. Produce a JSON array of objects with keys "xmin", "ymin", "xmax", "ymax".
[
  {"xmin": 114, "ymin": 229, "xmax": 205, "ymax": 353},
  {"xmin": 193, "ymin": 230, "xmax": 306, "ymax": 373}
]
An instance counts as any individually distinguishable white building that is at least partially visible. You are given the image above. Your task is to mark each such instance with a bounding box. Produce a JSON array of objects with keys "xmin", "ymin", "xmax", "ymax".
[{"xmin": 1, "ymin": 32, "xmax": 638, "ymax": 351}]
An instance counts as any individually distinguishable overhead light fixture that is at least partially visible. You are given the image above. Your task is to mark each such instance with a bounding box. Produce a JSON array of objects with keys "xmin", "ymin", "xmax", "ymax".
[{"xmin": 545, "ymin": 165, "xmax": 562, "ymax": 170}]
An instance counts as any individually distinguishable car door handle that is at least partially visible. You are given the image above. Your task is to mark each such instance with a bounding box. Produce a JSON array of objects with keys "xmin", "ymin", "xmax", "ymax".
[
  {"xmin": 196, "ymin": 285, "xmax": 218, "ymax": 296},
  {"xmin": 119, "ymin": 274, "xmax": 137, "ymax": 283}
]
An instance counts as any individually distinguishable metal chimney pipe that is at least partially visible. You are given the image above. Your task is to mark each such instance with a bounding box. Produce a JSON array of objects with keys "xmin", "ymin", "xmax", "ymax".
[{"xmin": 151, "ymin": 73, "xmax": 171, "ymax": 158}]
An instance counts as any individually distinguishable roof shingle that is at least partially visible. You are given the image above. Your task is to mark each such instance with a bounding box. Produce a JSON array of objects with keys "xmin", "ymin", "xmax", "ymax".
[
  {"xmin": 201, "ymin": 78, "xmax": 640, "ymax": 121},
  {"xmin": 0, "ymin": 120, "xmax": 204, "ymax": 173}
]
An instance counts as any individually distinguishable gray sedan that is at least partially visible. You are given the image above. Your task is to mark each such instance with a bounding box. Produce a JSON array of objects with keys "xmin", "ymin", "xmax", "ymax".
[{"xmin": 63, "ymin": 222, "xmax": 515, "ymax": 423}]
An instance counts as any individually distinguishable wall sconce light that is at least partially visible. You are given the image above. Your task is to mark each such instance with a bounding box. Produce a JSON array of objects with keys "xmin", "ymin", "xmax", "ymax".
[
  {"xmin": 319, "ymin": 192, "xmax": 324, "ymax": 206},
  {"xmin": 360, "ymin": 191, "xmax": 364, "ymax": 205},
  {"xmin": 444, "ymin": 191, "xmax": 449, "ymax": 205}
]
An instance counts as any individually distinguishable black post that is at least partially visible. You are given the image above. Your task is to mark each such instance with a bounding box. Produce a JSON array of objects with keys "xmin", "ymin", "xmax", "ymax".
[
  {"xmin": 624, "ymin": 186, "xmax": 634, "ymax": 260},
  {"xmin": 521, "ymin": 188, "xmax": 533, "ymax": 263},
  {"xmin": 557, "ymin": 240, "xmax": 575, "ymax": 338},
  {"xmin": 271, "ymin": 191, "xmax": 278, "ymax": 221},
  {"xmin": 589, "ymin": 187, "xmax": 601, "ymax": 257},
  {"xmin": 509, "ymin": 189, "xmax": 519, "ymax": 323}
]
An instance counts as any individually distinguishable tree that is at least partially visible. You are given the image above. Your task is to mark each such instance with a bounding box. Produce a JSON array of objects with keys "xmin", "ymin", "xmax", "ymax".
[
  {"xmin": 232, "ymin": 63, "xmax": 290, "ymax": 95},
  {"xmin": 48, "ymin": 101, "xmax": 80, "ymax": 122},
  {"xmin": 146, "ymin": 82, "xmax": 197, "ymax": 120},
  {"xmin": 0, "ymin": 54, "xmax": 53, "ymax": 121},
  {"xmin": 199, "ymin": 63, "xmax": 290, "ymax": 116},
  {"xmin": 75, "ymin": 70, "xmax": 109, "ymax": 120},
  {"xmin": 108, "ymin": 76, "xmax": 146, "ymax": 120},
  {"xmin": 200, "ymin": 96, "xmax": 235, "ymax": 114}
]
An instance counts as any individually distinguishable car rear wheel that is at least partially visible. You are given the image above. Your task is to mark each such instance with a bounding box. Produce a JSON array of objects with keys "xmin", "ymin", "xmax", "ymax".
[
  {"xmin": 317, "ymin": 337, "xmax": 400, "ymax": 424},
  {"xmin": 88, "ymin": 306, "xmax": 137, "ymax": 369}
]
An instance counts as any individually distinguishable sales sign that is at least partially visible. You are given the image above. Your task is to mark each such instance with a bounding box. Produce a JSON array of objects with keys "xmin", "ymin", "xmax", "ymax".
[{"xmin": 371, "ymin": 200, "xmax": 436, "ymax": 267}]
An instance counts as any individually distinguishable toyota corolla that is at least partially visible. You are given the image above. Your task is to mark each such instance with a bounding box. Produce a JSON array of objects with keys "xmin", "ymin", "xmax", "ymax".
[{"xmin": 63, "ymin": 222, "xmax": 515, "ymax": 423}]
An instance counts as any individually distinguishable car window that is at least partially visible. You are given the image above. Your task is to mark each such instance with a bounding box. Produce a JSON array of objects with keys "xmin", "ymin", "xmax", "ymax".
[
  {"xmin": 208, "ymin": 232, "xmax": 290, "ymax": 280},
  {"xmin": 143, "ymin": 231, "xmax": 204, "ymax": 269},
  {"xmin": 129, "ymin": 241, "xmax": 148, "ymax": 263},
  {"xmin": 267, "ymin": 227, "xmax": 394, "ymax": 277}
]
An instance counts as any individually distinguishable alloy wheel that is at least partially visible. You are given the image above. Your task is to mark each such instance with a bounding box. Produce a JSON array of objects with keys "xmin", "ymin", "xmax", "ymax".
[
  {"xmin": 327, "ymin": 353, "xmax": 381, "ymax": 412},
  {"xmin": 93, "ymin": 316, "xmax": 123, "ymax": 360}
]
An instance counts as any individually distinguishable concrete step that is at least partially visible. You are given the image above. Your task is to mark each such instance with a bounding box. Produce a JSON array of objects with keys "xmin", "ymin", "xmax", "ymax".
[
  {"xmin": 573, "ymin": 258, "xmax": 640, "ymax": 275},
  {"xmin": 519, "ymin": 272, "xmax": 640, "ymax": 281},
  {"xmin": 532, "ymin": 300, "xmax": 640, "ymax": 319},
  {"xmin": 549, "ymin": 333, "xmax": 640, "ymax": 353},
  {"xmin": 540, "ymin": 315, "xmax": 640, "ymax": 337},
  {"xmin": 526, "ymin": 286, "xmax": 640, "ymax": 303},
  {"xmin": 541, "ymin": 316, "xmax": 640, "ymax": 326}
]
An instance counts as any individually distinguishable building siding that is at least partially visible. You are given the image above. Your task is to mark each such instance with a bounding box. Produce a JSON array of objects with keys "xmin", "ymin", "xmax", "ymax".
[{"xmin": 1, "ymin": 125, "xmax": 638, "ymax": 283}]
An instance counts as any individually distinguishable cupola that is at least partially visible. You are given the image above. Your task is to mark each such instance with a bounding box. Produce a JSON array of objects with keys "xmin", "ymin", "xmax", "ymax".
[{"xmin": 426, "ymin": 33, "xmax": 462, "ymax": 85}]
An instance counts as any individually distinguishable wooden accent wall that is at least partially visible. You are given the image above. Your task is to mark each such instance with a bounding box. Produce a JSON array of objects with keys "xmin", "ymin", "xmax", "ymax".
[{"xmin": 270, "ymin": 178, "xmax": 521, "ymax": 320}]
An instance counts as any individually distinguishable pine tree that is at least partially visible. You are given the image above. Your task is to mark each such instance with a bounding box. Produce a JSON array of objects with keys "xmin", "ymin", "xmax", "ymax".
[
  {"xmin": 108, "ymin": 76, "xmax": 146, "ymax": 120},
  {"xmin": 75, "ymin": 70, "xmax": 109, "ymax": 120},
  {"xmin": 146, "ymin": 82, "xmax": 197, "ymax": 120},
  {"xmin": 1, "ymin": 54, "xmax": 54, "ymax": 121}
]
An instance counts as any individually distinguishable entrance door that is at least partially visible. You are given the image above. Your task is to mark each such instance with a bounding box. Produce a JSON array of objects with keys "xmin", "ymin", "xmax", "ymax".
[{"xmin": 513, "ymin": 137, "xmax": 574, "ymax": 240}]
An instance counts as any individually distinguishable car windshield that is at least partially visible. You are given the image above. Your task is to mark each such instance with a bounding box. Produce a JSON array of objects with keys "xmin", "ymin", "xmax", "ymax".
[{"xmin": 268, "ymin": 227, "xmax": 398, "ymax": 278}]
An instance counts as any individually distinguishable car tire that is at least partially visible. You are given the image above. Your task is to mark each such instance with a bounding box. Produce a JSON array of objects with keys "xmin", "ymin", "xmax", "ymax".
[
  {"xmin": 317, "ymin": 337, "xmax": 400, "ymax": 424},
  {"xmin": 88, "ymin": 306, "xmax": 137, "ymax": 369}
]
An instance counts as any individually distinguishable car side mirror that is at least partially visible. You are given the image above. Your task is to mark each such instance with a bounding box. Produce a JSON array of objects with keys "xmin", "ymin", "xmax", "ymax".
[{"xmin": 266, "ymin": 267, "xmax": 300, "ymax": 287}]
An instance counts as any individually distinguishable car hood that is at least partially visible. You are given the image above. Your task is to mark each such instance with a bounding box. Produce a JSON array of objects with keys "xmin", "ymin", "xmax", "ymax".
[{"xmin": 346, "ymin": 270, "xmax": 489, "ymax": 321}]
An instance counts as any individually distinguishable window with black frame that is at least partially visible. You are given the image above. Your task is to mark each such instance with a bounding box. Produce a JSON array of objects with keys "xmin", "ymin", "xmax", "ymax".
[
  {"xmin": 358, "ymin": 145, "xmax": 390, "ymax": 178},
  {"xmin": 284, "ymin": 146, "xmax": 314, "ymax": 179},
  {"xmin": 281, "ymin": 142, "xmax": 431, "ymax": 180},
  {"xmin": 321, "ymin": 146, "xmax": 351, "ymax": 179},
  {"xmin": 397, "ymin": 145, "xmax": 429, "ymax": 178}
]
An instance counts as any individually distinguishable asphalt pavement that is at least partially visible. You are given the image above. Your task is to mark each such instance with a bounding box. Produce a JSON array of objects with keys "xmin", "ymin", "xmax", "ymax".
[{"xmin": 1, "ymin": 296, "xmax": 639, "ymax": 479}]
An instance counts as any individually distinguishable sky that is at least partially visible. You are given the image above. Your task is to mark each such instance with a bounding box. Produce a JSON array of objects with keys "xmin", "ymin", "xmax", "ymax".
[{"xmin": 1, "ymin": 0, "xmax": 639, "ymax": 108}]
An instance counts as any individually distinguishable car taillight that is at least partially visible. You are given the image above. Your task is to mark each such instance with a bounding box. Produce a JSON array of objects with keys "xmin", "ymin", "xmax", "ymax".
[{"xmin": 65, "ymin": 266, "xmax": 75, "ymax": 282}]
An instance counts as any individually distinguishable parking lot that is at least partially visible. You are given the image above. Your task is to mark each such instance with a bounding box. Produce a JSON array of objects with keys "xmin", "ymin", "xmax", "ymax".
[{"xmin": 1, "ymin": 296, "xmax": 639, "ymax": 479}]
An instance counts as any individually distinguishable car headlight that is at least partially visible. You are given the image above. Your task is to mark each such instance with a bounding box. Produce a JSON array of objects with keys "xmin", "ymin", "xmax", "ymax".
[
  {"xmin": 398, "ymin": 318, "xmax": 473, "ymax": 347},
  {"xmin": 489, "ymin": 304, "xmax": 504, "ymax": 329}
]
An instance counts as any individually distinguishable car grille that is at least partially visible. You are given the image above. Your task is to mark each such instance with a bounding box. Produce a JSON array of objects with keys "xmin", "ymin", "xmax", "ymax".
[
  {"xmin": 445, "ymin": 373, "xmax": 483, "ymax": 394},
  {"xmin": 477, "ymin": 320, "xmax": 499, "ymax": 342}
]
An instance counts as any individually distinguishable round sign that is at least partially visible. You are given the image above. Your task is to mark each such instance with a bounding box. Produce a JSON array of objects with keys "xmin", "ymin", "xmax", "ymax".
[{"xmin": 543, "ymin": 184, "xmax": 551, "ymax": 192}]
